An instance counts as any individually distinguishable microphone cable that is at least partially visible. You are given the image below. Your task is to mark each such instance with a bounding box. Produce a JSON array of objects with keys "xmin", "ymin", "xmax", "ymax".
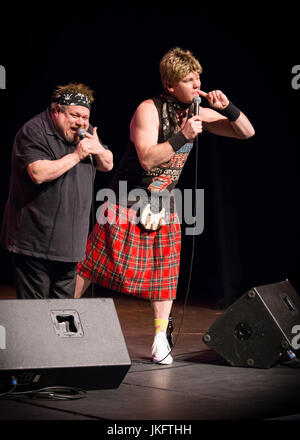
[
  {"xmin": 155, "ymin": 97, "xmax": 202, "ymax": 364},
  {"xmin": 162, "ymin": 133, "xmax": 199, "ymax": 363},
  {"xmin": 88, "ymin": 143, "xmax": 109, "ymax": 298},
  {"xmin": 77, "ymin": 127, "xmax": 97, "ymax": 298},
  {"xmin": 89, "ymin": 155, "xmax": 95, "ymax": 298}
]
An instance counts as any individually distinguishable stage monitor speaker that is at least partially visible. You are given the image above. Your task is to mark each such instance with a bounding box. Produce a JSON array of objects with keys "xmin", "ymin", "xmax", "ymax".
[
  {"xmin": 0, "ymin": 298, "xmax": 131, "ymax": 391},
  {"xmin": 203, "ymin": 280, "xmax": 300, "ymax": 368}
]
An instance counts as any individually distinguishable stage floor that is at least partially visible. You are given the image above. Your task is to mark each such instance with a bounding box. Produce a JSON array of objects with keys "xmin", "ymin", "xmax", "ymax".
[{"xmin": 1, "ymin": 285, "xmax": 300, "ymax": 426}]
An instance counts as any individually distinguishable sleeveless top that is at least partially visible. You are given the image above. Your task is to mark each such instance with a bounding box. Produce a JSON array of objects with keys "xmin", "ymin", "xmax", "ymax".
[{"xmin": 109, "ymin": 95, "xmax": 194, "ymax": 213}]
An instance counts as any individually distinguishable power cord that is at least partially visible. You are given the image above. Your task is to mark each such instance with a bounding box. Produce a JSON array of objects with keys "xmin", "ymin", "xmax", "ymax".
[
  {"xmin": 0, "ymin": 377, "xmax": 87, "ymax": 401},
  {"xmin": 280, "ymin": 349, "xmax": 300, "ymax": 367},
  {"xmin": 7, "ymin": 386, "xmax": 87, "ymax": 400},
  {"xmin": 0, "ymin": 376, "xmax": 17, "ymax": 397}
]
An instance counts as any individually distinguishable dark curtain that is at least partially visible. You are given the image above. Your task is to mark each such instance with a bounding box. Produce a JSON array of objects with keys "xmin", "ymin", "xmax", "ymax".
[{"xmin": 0, "ymin": 2, "xmax": 299, "ymax": 308}]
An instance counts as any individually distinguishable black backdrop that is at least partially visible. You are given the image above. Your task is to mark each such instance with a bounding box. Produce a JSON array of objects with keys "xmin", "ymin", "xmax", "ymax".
[{"xmin": 0, "ymin": 1, "xmax": 299, "ymax": 307}]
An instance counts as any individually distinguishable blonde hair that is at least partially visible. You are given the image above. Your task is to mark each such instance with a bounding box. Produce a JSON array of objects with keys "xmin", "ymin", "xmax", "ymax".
[{"xmin": 159, "ymin": 47, "xmax": 203, "ymax": 88}]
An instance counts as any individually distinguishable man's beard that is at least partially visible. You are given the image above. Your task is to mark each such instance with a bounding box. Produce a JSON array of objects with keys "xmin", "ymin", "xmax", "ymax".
[{"xmin": 64, "ymin": 131, "xmax": 79, "ymax": 144}]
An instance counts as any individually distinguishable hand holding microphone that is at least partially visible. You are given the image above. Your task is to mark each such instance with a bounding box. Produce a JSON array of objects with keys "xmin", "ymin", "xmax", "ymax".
[
  {"xmin": 76, "ymin": 127, "xmax": 102, "ymax": 163},
  {"xmin": 181, "ymin": 95, "xmax": 203, "ymax": 140},
  {"xmin": 77, "ymin": 127, "xmax": 88, "ymax": 140}
]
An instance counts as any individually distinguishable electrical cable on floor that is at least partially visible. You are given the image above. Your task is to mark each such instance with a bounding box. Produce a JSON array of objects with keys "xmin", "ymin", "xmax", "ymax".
[
  {"xmin": 281, "ymin": 351, "xmax": 300, "ymax": 367},
  {"xmin": 0, "ymin": 382, "xmax": 87, "ymax": 401},
  {"xmin": 0, "ymin": 377, "xmax": 17, "ymax": 397},
  {"xmin": 4, "ymin": 398, "xmax": 107, "ymax": 420},
  {"xmin": 0, "ymin": 379, "xmax": 105, "ymax": 420}
]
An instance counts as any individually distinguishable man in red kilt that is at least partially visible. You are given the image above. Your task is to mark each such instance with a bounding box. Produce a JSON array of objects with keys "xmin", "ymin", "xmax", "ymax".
[{"xmin": 75, "ymin": 48, "xmax": 255, "ymax": 364}]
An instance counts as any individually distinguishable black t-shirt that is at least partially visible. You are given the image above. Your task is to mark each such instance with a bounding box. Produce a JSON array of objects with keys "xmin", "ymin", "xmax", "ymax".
[{"xmin": 0, "ymin": 108, "xmax": 97, "ymax": 262}]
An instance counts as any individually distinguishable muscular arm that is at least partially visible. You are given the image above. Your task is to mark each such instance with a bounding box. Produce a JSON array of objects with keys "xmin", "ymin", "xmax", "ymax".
[
  {"xmin": 130, "ymin": 90, "xmax": 254, "ymax": 173},
  {"xmin": 199, "ymin": 90, "xmax": 255, "ymax": 139},
  {"xmin": 130, "ymin": 100, "xmax": 175, "ymax": 171},
  {"xmin": 201, "ymin": 107, "xmax": 255, "ymax": 139},
  {"xmin": 130, "ymin": 100, "xmax": 202, "ymax": 171}
]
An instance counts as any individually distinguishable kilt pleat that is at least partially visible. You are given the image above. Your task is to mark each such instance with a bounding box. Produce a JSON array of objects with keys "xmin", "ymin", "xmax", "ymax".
[{"xmin": 77, "ymin": 203, "xmax": 181, "ymax": 300}]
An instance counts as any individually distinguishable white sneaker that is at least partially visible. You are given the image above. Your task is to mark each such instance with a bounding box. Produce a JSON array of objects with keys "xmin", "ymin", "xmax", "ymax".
[{"xmin": 152, "ymin": 331, "xmax": 173, "ymax": 365}]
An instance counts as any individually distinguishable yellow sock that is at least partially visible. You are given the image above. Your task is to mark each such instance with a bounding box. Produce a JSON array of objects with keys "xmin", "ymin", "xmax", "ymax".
[{"xmin": 154, "ymin": 318, "xmax": 169, "ymax": 334}]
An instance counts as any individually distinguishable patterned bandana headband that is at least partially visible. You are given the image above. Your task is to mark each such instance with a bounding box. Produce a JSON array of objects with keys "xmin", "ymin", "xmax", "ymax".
[{"xmin": 52, "ymin": 92, "xmax": 92, "ymax": 109}]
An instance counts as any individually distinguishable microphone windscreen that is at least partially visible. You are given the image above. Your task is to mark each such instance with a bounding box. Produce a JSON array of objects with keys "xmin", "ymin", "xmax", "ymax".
[
  {"xmin": 77, "ymin": 128, "xmax": 86, "ymax": 139},
  {"xmin": 193, "ymin": 96, "xmax": 202, "ymax": 116},
  {"xmin": 193, "ymin": 96, "xmax": 202, "ymax": 105}
]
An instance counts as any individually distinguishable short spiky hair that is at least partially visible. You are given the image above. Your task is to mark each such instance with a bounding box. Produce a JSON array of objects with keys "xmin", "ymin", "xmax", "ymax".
[
  {"xmin": 52, "ymin": 83, "xmax": 95, "ymax": 103},
  {"xmin": 159, "ymin": 47, "xmax": 203, "ymax": 88}
]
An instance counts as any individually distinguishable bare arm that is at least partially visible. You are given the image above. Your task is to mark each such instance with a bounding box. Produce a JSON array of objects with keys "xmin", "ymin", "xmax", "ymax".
[
  {"xmin": 130, "ymin": 99, "xmax": 202, "ymax": 171},
  {"xmin": 27, "ymin": 127, "xmax": 113, "ymax": 184},
  {"xmin": 130, "ymin": 100, "xmax": 174, "ymax": 171},
  {"xmin": 27, "ymin": 153, "xmax": 81, "ymax": 185},
  {"xmin": 79, "ymin": 127, "xmax": 113, "ymax": 172},
  {"xmin": 199, "ymin": 90, "xmax": 255, "ymax": 139},
  {"xmin": 93, "ymin": 146, "xmax": 114, "ymax": 172}
]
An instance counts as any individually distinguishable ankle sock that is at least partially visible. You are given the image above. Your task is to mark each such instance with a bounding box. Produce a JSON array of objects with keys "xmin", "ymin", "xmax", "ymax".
[{"xmin": 154, "ymin": 318, "xmax": 168, "ymax": 334}]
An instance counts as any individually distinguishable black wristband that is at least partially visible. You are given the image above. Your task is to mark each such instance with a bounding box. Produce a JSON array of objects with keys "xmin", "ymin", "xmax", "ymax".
[
  {"xmin": 168, "ymin": 131, "xmax": 188, "ymax": 152},
  {"xmin": 218, "ymin": 101, "xmax": 241, "ymax": 121}
]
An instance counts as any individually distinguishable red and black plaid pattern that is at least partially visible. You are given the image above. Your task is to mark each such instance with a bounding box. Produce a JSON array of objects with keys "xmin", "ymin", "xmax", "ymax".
[{"xmin": 77, "ymin": 203, "xmax": 181, "ymax": 300}]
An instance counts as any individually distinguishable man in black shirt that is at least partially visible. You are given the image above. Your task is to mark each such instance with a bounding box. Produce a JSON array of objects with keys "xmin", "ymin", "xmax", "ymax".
[{"xmin": 1, "ymin": 83, "xmax": 113, "ymax": 299}]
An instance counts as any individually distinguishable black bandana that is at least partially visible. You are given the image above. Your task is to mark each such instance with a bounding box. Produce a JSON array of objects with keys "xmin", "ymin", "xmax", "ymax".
[
  {"xmin": 52, "ymin": 92, "xmax": 92, "ymax": 109},
  {"xmin": 160, "ymin": 92, "xmax": 193, "ymax": 140}
]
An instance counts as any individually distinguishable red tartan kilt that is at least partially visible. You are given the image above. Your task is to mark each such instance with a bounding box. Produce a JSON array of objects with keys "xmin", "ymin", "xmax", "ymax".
[{"xmin": 77, "ymin": 203, "xmax": 181, "ymax": 300}]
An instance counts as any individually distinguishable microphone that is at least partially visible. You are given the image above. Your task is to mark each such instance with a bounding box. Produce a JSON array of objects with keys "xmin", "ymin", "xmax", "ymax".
[
  {"xmin": 77, "ymin": 127, "xmax": 87, "ymax": 139},
  {"xmin": 76, "ymin": 128, "xmax": 93, "ymax": 164},
  {"xmin": 193, "ymin": 95, "xmax": 202, "ymax": 116}
]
